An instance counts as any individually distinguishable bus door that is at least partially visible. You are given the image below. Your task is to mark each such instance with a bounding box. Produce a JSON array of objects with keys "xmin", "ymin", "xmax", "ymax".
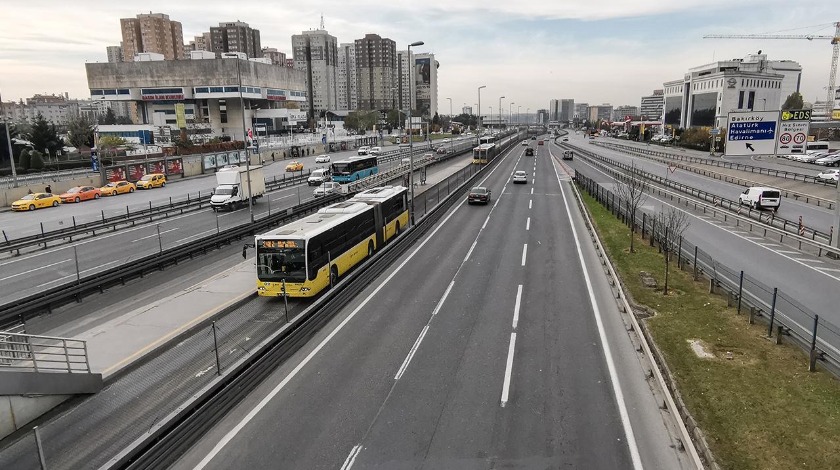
[{"xmin": 371, "ymin": 202, "xmax": 385, "ymax": 248}]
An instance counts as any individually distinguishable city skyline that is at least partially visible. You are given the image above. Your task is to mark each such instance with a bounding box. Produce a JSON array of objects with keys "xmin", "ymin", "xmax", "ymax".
[{"xmin": 1, "ymin": 1, "xmax": 838, "ymax": 114}]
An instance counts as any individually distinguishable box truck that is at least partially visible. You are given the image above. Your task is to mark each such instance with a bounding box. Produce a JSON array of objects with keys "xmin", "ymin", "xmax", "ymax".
[{"xmin": 210, "ymin": 165, "xmax": 266, "ymax": 211}]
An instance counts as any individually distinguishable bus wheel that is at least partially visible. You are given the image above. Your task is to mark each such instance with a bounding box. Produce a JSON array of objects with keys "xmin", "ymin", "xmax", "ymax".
[
  {"xmin": 330, "ymin": 265, "xmax": 339, "ymax": 286},
  {"xmin": 368, "ymin": 240, "xmax": 374, "ymax": 257}
]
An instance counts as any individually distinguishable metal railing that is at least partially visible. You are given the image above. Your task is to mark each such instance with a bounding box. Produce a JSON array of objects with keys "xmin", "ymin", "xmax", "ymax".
[
  {"xmin": 0, "ymin": 331, "xmax": 91, "ymax": 373},
  {"xmin": 0, "ymin": 167, "xmax": 99, "ymax": 189}
]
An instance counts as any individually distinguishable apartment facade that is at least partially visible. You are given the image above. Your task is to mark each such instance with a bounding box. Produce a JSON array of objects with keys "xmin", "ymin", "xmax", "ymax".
[
  {"xmin": 337, "ymin": 43, "xmax": 358, "ymax": 111},
  {"xmin": 640, "ymin": 89, "xmax": 664, "ymax": 120},
  {"xmin": 292, "ymin": 29, "xmax": 339, "ymax": 119},
  {"xmin": 210, "ymin": 21, "xmax": 261, "ymax": 58},
  {"xmin": 355, "ymin": 34, "xmax": 397, "ymax": 111},
  {"xmin": 119, "ymin": 12, "xmax": 185, "ymax": 62}
]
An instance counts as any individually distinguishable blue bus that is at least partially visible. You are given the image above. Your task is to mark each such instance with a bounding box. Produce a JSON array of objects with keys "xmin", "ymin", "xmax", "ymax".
[{"xmin": 331, "ymin": 156, "xmax": 378, "ymax": 183}]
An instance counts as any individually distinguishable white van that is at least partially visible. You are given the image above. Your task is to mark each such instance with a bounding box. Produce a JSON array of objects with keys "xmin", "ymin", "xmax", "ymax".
[
  {"xmin": 307, "ymin": 168, "xmax": 332, "ymax": 186},
  {"xmin": 738, "ymin": 186, "xmax": 781, "ymax": 211}
]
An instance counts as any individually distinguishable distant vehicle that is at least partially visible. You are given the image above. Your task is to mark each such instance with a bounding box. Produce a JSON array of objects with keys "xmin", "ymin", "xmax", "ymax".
[
  {"xmin": 467, "ymin": 187, "xmax": 491, "ymax": 204},
  {"xmin": 331, "ymin": 156, "xmax": 378, "ymax": 183},
  {"xmin": 525, "ymin": 147, "xmax": 535, "ymax": 156},
  {"xmin": 100, "ymin": 180, "xmax": 136, "ymax": 196},
  {"xmin": 537, "ymin": 140, "xmax": 544, "ymax": 146},
  {"xmin": 817, "ymin": 168, "xmax": 840, "ymax": 183},
  {"xmin": 313, "ymin": 181, "xmax": 342, "ymax": 197},
  {"xmin": 357, "ymin": 146, "xmax": 370, "ymax": 155},
  {"xmin": 210, "ymin": 165, "xmax": 266, "ymax": 211},
  {"xmin": 563, "ymin": 150, "xmax": 573, "ymax": 160},
  {"xmin": 59, "ymin": 186, "xmax": 101, "ymax": 203},
  {"xmin": 369, "ymin": 146, "xmax": 383, "ymax": 155},
  {"xmin": 285, "ymin": 161, "xmax": 304, "ymax": 172},
  {"xmin": 562, "ymin": 137, "xmax": 569, "ymax": 142},
  {"xmin": 738, "ymin": 186, "xmax": 781, "ymax": 211},
  {"xmin": 472, "ymin": 143, "xmax": 498, "ymax": 164},
  {"xmin": 308, "ymin": 168, "xmax": 332, "ymax": 186},
  {"xmin": 815, "ymin": 153, "xmax": 840, "ymax": 166},
  {"xmin": 314, "ymin": 154, "xmax": 331, "ymax": 163},
  {"xmin": 512, "ymin": 170, "xmax": 528, "ymax": 184},
  {"xmin": 521, "ymin": 140, "xmax": 528, "ymax": 146},
  {"xmin": 436, "ymin": 146, "xmax": 448, "ymax": 155},
  {"xmin": 11, "ymin": 193, "xmax": 61, "ymax": 211},
  {"xmin": 531, "ymin": 136, "xmax": 537, "ymax": 140},
  {"xmin": 795, "ymin": 152, "xmax": 829, "ymax": 163},
  {"xmin": 136, "ymin": 173, "xmax": 166, "ymax": 189}
]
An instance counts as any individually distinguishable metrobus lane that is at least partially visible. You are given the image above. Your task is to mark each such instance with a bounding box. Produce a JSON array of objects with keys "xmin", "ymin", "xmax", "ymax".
[{"xmin": 173, "ymin": 143, "xmax": 526, "ymax": 470}]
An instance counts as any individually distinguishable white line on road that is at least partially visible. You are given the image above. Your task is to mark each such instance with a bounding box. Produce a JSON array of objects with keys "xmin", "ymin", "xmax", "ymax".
[
  {"xmin": 394, "ymin": 325, "xmax": 430, "ymax": 380},
  {"xmin": 521, "ymin": 244, "xmax": 527, "ymax": 266},
  {"xmin": 529, "ymin": 199, "xmax": 532, "ymax": 209},
  {"xmin": 530, "ymin": 187, "xmax": 534, "ymax": 195},
  {"xmin": 500, "ymin": 332, "xmax": 517, "ymax": 407},
  {"xmin": 526, "ymin": 217, "xmax": 530, "ymax": 231},
  {"xmin": 432, "ymin": 281, "xmax": 455, "ymax": 316},
  {"xmin": 130, "ymin": 227, "xmax": 178, "ymax": 243},
  {"xmin": 0, "ymin": 259, "xmax": 71, "ymax": 282},
  {"xmin": 512, "ymin": 285, "xmax": 523, "ymax": 329},
  {"xmin": 340, "ymin": 444, "xmax": 363, "ymax": 470},
  {"xmin": 818, "ymin": 267, "xmax": 840, "ymax": 273}
]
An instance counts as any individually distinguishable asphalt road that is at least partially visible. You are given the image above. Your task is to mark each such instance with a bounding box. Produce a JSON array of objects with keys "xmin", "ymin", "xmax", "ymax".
[{"xmin": 172, "ymin": 139, "xmax": 689, "ymax": 469}]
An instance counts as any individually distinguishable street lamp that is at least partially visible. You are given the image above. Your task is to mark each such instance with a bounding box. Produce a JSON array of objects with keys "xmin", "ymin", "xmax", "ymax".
[
  {"xmin": 236, "ymin": 58, "xmax": 254, "ymax": 223},
  {"xmin": 517, "ymin": 105, "xmax": 521, "ymax": 127},
  {"xmin": 526, "ymin": 108, "xmax": 530, "ymax": 125},
  {"xmin": 0, "ymin": 90, "xmax": 18, "ymax": 187},
  {"xmin": 477, "ymin": 85, "xmax": 486, "ymax": 141},
  {"xmin": 407, "ymin": 40, "xmax": 424, "ymax": 226},
  {"xmin": 446, "ymin": 97, "xmax": 453, "ymax": 153},
  {"xmin": 498, "ymin": 96, "xmax": 505, "ymax": 132},
  {"xmin": 509, "ymin": 102, "xmax": 514, "ymax": 130}
]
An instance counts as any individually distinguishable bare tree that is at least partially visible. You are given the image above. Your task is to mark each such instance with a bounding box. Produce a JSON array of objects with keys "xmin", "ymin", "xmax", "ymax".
[
  {"xmin": 655, "ymin": 207, "xmax": 691, "ymax": 295},
  {"xmin": 614, "ymin": 162, "xmax": 649, "ymax": 253}
]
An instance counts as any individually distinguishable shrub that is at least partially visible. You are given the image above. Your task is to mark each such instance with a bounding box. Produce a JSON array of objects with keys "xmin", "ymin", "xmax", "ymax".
[
  {"xmin": 29, "ymin": 151, "xmax": 45, "ymax": 170},
  {"xmin": 18, "ymin": 149, "xmax": 31, "ymax": 170}
]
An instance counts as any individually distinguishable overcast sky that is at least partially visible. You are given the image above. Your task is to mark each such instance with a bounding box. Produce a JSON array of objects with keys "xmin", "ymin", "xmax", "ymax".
[{"xmin": 1, "ymin": 0, "xmax": 838, "ymax": 114}]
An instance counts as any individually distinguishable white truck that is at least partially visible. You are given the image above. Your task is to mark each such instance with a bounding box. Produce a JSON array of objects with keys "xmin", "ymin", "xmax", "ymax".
[{"xmin": 210, "ymin": 165, "xmax": 266, "ymax": 211}]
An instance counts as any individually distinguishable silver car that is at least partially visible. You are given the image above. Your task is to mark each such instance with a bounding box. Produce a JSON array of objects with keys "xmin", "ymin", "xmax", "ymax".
[{"xmin": 313, "ymin": 182, "xmax": 342, "ymax": 197}]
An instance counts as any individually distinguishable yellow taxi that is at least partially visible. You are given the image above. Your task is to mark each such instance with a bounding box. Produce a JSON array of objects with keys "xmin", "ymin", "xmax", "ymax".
[
  {"xmin": 285, "ymin": 161, "xmax": 304, "ymax": 172},
  {"xmin": 11, "ymin": 192, "xmax": 62, "ymax": 211},
  {"xmin": 100, "ymin": 180, "xmax": 136, "ymax": 196},
  {"xmin": 136, "ymin": 173, "xmax": 166, "ymax": 189}
]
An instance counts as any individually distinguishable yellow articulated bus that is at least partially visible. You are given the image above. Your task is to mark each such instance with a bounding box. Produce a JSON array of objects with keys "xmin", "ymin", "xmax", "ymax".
[
  {"xmin": 255, "ymin": 186, "xmax": 408, "ymax": 298},
  {"xmin": 472, "ymin": 143, "xmax": 498, "ymax": 164}
]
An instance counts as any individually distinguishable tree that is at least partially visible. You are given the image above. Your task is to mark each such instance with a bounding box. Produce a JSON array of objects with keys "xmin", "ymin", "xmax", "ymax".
[
  {"xmin": 781, "ymin": 92, "xmax": 804, "ymax": 111},
  {"xmin": 18, "ymin": 149, "xmax": 31, "ymax": 170},
  {"xmin": 66, "ymin": 115, "xmax": 96, "ymax": 149},
  {"xmin": 654, "ymin": 208, "xmax": 690, "ymax": 295},
  {"xmin": 385, "ymin": 109, "xmax": 402, "ymax": 128},
  {"xmin": 432, "ymin": 112, "xmax": 441, "ymax": 127},
  {"xmin": 99, "ymin": 108, "xmax": 117, "ymax": 125},
  {"xmin": 614, "ymin": 162, "xmax": 649, "ymax": 253},
  {"xmin": 29, "ymin": 150, "xmax": 45, "ymax": 171},
  {"xmin": 28, "ymin": 113, "xmax": 62, "ymax": 158}
]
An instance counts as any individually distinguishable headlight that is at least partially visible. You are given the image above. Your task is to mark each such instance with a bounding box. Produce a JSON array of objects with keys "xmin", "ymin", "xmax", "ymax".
[{"xmin": 300, "ymin": 287, "xmax": 310, "ymax": 292}]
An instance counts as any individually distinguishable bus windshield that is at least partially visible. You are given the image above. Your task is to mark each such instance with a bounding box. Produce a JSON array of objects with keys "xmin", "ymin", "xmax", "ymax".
[
  {"xmin": 332, "ymin": 163, "xmax": 352, "ymax": 175},
  {"xmin": 257, "ymin": 242, "xmax": 307, "ymax": 283}
]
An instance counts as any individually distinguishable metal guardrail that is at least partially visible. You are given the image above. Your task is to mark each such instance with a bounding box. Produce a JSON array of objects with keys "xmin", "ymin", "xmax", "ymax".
[
  {"xmin": 0, "ymin": 167, "xmax": 100, "ymax": 189},
  {"xmin": 0, "ymin": 331, "xmax": 91, "ymax": 373},
  {"xmin": 563, "ymin": 141, "xmax": 835, "ymax": 246}
]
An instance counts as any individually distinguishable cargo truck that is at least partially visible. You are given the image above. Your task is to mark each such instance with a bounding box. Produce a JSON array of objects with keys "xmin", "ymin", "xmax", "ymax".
[{"xmin": 210, "ymin": 165, "xmax": 266, "ymax": 211}]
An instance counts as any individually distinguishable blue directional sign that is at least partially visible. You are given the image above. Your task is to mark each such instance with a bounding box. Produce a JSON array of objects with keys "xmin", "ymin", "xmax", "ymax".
[{"xmin": 725, "ymin": 111, "xmax": 779, "ymax": 156}]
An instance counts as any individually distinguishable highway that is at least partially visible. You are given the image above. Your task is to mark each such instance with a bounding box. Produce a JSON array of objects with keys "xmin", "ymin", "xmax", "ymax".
[{"xmin": 170, "ymin": 139, "xmax": 689, "ymax": 469}]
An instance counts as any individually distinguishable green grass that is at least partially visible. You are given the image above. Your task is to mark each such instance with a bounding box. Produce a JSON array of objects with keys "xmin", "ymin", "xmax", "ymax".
[{"xmin": 579, "ymin": 190, "xmax": 840, "ymax": 470}]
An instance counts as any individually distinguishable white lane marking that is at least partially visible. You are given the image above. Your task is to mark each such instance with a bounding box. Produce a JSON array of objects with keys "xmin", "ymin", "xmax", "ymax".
[
  {"xmin": 512, "ymin": 285, "xmax": 523, "ymax": 329},
  {"xmin": 818, "ymin": 267, "xmax": 840, "ymax": 273},
  {"xmin": 529, "ymin": 199, "xmax": 532, "ymax": 209},
  {"xmin": 530, "ymin": 187, "xmax": 534, "ymax": 195},
  {"xmin": 432, "ymin": 281, "xmax": 455, "ymax": 316},
  {"xmin": 500, "ymin": 332, "xmax": 517, "ymax": 407},
  {"xmin": 130, "ymin": 227, "xmax": 178, "ymax": 243},
  {"xmin": 340, "ymin": 444, "xmax": 362, "ymax": 470},
  {"xmin": 797, "ymin": 258, "xmax": 823, "ymax": 263},
  {"xmin": 526, "ymin": 217, "xmax": 530, "ymax": 231},
  {"xmin": 550, "ymin": 156, "xmax": 644, "ymax": 469},
  {"xmin": 194, "ymin": 136, "xmax": 520, "ymax": 469},
  {"xmin": 532, "ymin": 179, "xmax": 535, "ymax": 184},
  {"xmin": 776, "ymin": 250, "xmax": 799, "ymax": 254},
  {"xmin": 0, "ymin": 259, "xmax": 71, "ymax": 282},
  {"xmin": 394, "ymin": 325, "xmax": 430, "ymax": 380},
  {"xmin": 521, "ymin": 244, "xmax": 528, "ymax": 266}
]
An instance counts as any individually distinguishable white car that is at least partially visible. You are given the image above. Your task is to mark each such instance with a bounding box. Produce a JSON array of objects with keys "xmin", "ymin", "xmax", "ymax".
[
  {"xmin": 369, "ymin": 146, "xmax": 383, "ymax": 155},
  {"xmin": 512, "ymin": 170, "xmax": 528, "ymax": 184},
  {"xmin": 817, "ymin": 169, "xmax": 840, "ymax": 183},
  {"xmin": 521, "ymin": 140, "xmax": 528, "ymax": 146},
  {"xmin": 313, "ymin": 181, "xmax": 342, "ymax": 197},
  {"xmin": 314, "ymin": 154, "xmax": 331, "ymax": 163},
  {"xmin": 357, "ymin": 146, "xmax": 370, "ymax": 155}
]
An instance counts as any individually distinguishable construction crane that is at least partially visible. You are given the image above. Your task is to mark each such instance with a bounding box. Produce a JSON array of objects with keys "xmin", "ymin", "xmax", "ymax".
[{"xmin": 704, "ymin": 22, "xmax": 840, "ymax": 118}]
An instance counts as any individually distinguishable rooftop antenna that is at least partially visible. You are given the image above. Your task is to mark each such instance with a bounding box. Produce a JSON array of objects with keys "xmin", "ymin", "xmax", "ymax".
[{"xmin": 320, "ymin": 13, "xmax": 325, "ymax": 30}]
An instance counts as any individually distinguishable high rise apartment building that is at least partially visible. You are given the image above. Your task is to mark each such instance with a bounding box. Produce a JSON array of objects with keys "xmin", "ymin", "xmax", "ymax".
[
  {"xmin": 210, "ymin": 21, "xmax": 261, "ymax": 58},
  {"xmin": 559, "ymin": 99, "xmax": 574, "ymax": 122},
  {"xmin": 119, "ymin": 12, "xmax": 185, "ymax": 62},
  {"xmin": 293, "ymin": 29, "xmax": 339, "ymax": 118},
  {"xmin": 337, "ymin": 43, "xmax": 358, "ymax": 110},
  {"xmin": 537, "ymin": 109, "xmax": 549, "ymax": 124},
  {"xmin": 396, "ymin": 50, "xmax": 415, "ymax": 112},
  {"xmin": 574, "ymin": 103, "xmax": 589, "ymax": 121},
  {"xmin": 549, "ymin": 99, "xmax": 560, "ymax": 122},
  {"xmin": 106, "ymin": 46, "xmax": 123, "ymax": 63},
  {"xmin": 355, "ymin": 34, "xmax": 397, "ymax": 111},
  {"xmin": 640, "ymin": 89, "xmax": 664, "ymax": 120},
  {"xmin": 262, "ymin": 47, "xmax": 287, "ymax": 66},
  {"xmin": 187, "ymin": 32, "xmax": 213, "ymax": 53}
]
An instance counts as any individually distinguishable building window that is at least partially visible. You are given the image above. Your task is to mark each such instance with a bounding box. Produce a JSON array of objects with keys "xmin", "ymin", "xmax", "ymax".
[
  {"xmin": 219, "ymin": 99, "xmax": 227, "ymax": 124},
  {"xmin": 738, "ymin": 91, "xmax": 744, "ymax": 109},
  {"xmin": 747, "ymin": 91, "xmax": 755, "ymax": 110}
]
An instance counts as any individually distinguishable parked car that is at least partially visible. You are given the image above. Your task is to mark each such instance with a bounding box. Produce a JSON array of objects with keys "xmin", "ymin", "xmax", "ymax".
[
  {"xmin": 314, "ymin": 154, "xmax": 331, "ymax": 163},
  {"xmin": 100, "ymin": 180, "xmax": 136, "ymax": 196},
  {"xmin": 59, "ymin": 185, "xmax": 101, "ymax": 203},
  {"xmin": 512, "ymin": 170, "xmax": 528, "ymax": 184},
  {"xmin": 738, "ymin": 186, "xmax": 781, "ymax": 211},
  {"xmin": 795, "ymin": 152, "xmax": 828, "ymax": 163},
  {"xmin": 817, "ymin": 168, "xmax": 840, "ymax": 183},
  {"xmin": 815, "ymin": 153, "xmax": 840, "ymax": 166},
  {"xmin": 285, "ymin": 161, "xmax": 304, "ymax": 172},
  {"xmin": 467, "ymin": 187, "xmax": 491, "ymax": 204},
  {"xmin": 357, "ymin": 146, "xmax": 370, "ymax": 155},
  {"xmin": 313, "ymin": 181, "xmax": 342, "ymax": 197},
  {"xmin": 11, "ymin": 192, "xmax": 61, "ymax": 211},
  {"xmin": 136, "ymin": 173, "xmax": 166, "ymax": 189}
]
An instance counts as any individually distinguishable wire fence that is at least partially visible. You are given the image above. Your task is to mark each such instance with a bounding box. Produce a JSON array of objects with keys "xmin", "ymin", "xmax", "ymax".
[{"xmin": 575, "ymin": 170, "xmax": 839, "ymax": 374}]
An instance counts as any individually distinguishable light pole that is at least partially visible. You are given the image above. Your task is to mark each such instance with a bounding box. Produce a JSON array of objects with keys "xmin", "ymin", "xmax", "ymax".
[
  {"xmin": 509, "ymin": 102, "xmax": 514, "ymax": 130},
  {"xmin": 477, "ymin": 85, "xmax": 486, "ymax": 141},
  {"xmin": 446, "ymin": 97, "xmax": 453, "ymax": 153},
  {"xmin": 407, "ymin": 40, "xmax": 424, "ymax": 226},
  {"xmin": 0, "ymin": 89, "xmax": 18, "ymax": 187},
  {"xmin": 236, "ymin": 58, "xmax": 254, "ymax": 223},
  {"xmin": 498, "ymin": 96, "xmax": 505, "ymax": 132},
  {"xmin": 526, "ymin": 108, "xmax": 530, "ymax": 126},
  {"xmin": 517, "ymin": 105, "xmax": 521, "ymax": 127}
]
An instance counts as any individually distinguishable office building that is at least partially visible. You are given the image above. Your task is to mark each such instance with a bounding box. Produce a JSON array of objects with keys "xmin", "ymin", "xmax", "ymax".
[
  {"xmin": 613, "ymin": 105, "xmax": 639, "ymax": 121},
  {"xmin": 210, "ymin": 21, "xmax": 261, "ymax": 58},
  {"xmin": 414, "ymin": 52, "xmax": 438, "ymax": 119},
  {"xmin": 337, "ymin": 43, "xmax": 358, "ymax": 111},
  {"xmin": 588, "ymin": 104, "xmax": 613, "ymax": 122},
  {"xmin": 640, "ymin": 89, "xmax": 664, "ymax": 120},
  {"xmin": 574, "ymin": 103, "xmax": 589, "ymax": 122},
  {"xmin": 262, "ymin": 47, "xmax": 287, "ymax": 66},
  {"xmin": 106, "ymin": 46, "xmax": 123, "ymax": 63},
  {"xmin": 549, "ymin": 99, "xmax": 560, "ymax": 122},
  {"xmin": 396, "ymin": 50, "xmax": 415, "ymax": 112},
  {"xmin": 292, "ymin": 29, "xmax": 339, "ymax": 119},
  {"xmin": 355, "ymin": 34, "xmax": 397, "ymax": 111},
  {"xmin": 537, "ymin": 109, "xmax": 549, "ymax": 124},
  {"xmin": 559, "ymin": 99, "xmax": 574, "ymax": 123},
  {"xmin": 119, "ymin": 12, "xmax": 185, "ymax": 62}
]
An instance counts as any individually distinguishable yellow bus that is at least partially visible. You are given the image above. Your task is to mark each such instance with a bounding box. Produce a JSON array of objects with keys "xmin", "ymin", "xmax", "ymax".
[
  {"xmin": 472, "ymin": 143, "xmax": 497, "ymax": 164},
  {"xmin": 255, "ymin": 186, "xmax": 408, "ymax": 298}
]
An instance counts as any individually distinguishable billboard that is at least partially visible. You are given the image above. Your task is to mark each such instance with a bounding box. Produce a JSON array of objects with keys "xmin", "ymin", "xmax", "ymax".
[
  {"xmin": 725, "ymin": 110, "xmax": 779, "ymax": 156},
  {"xmin": 166, "ymin": 158, "xmax": 183, "ymax": 175},
  {"xmin": 415, "ymin": 57, "xmax": 432, "ymax": 118}
]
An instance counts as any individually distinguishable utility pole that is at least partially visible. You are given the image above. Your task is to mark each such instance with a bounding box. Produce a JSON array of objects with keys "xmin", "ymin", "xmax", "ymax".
[{"xmin": 0, "ymin": 89, "xmax": 18, "ymax": 187}]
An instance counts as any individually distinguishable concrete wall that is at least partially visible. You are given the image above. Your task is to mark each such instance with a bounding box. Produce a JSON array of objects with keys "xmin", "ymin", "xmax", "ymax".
[
  {"xmin": 1, "ymin": 175, "xmax": 104, "ymax": 208},
  {"xmin": 0, "ymin": 394, "xmax": 71, "ymax": 440}
]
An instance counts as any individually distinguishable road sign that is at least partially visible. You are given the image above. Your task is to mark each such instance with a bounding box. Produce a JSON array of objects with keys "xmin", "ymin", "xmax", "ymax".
[
  {"xmin": 710, "ymin": 128, "xmax": 720, "ymax": 135},
  {"xmin": 725, "ymin": 111, "xmax": 779, "ymax": 156},
  {"xmin": 777, "ymin": 109, "xmax": 811, "ymax": 155}
]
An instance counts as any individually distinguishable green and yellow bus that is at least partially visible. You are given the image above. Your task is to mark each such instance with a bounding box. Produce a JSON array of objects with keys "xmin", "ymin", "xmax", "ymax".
[{"xmin": 255, "ymin": 186, "xmax": 408, "ymax": 298}]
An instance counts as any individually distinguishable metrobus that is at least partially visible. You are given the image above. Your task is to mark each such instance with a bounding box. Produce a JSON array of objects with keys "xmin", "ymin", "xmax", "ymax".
[
  {"xmin": 331, "ymin": 156, "xmax": 378, "ymax": 183},
  {"xmin": 479, "ymin": 135, "xmax": 498, "ymax": 145},
  {"xmin": 473, "ymin": 143, "xmax": 498, "ymax": 164},
  {"xmin": 350, "ymin": 186, "xmax": 409, "ymax": 245}
]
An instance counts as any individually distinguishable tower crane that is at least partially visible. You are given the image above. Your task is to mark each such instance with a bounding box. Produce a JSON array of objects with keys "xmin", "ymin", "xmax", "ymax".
[{"xmin": 704, "ymin": 22, "xmax": 840, "ymax": 118}]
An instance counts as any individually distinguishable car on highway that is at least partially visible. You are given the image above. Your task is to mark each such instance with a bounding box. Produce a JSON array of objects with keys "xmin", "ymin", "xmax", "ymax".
[
  {"xmin": 815, "ymin": 153, "xmax": 840, "ymax": 166},
  {"xmin": 738, "ymin": 186, "xmax": 781, "ymax": 211},
  {"xmin": 531, "ymin": 136, "xmax": 537, "ymax": 140},
  {"xmin": 136, "ymin": 173, "xmax": 166, "ymax": 189},
  {"xmin": 59, "ymin": 185, "xmax": 101, "ymax": 203},
  {"xmin": 308, "ymin": 168, "xmax": 332, "ymax": 186},
  {"xmin": 357, "ymin": 146, "xmax": 370, "ymax": 155},
  {"xmin": 314, "ymin": 154, "xmax": 331, "ymax": 163},
  {"xmin": 521, "ymin": 140, "xmax": 528, "ymax": 146},
  {"xmin": 817, "ymin": 168, "xmax": 840, "ymax": 183},
  {"xmin": 369, "ymin": 146, "xmax": 383, "ymax": 155},
  {"xmin": 100, "ymin": 180, "xmax": 136, "ymax": 196},
  {"xmin": 285, "ymin": 161, "xmax": 304, "ymax": 172},
  {"xmin": 563, "ymin": 150, "xmax": 573, "ymax": 160},
  {"xmin": 11, "ymin": 192, "xmax": 61, "ymax": 211},
  {"xmin": 538, "ymin": 140, "xmax": 544, "ymax": 145},
  {"xmin": 467, "ymin": 186, "xmax": 491, "ymax": 204},
  {"xmin": 513, "ymin": 170, "xmax": 528, "ymax": 184},
  {"xmin": 525, "ymin": 148, "xmax": 535, "ymax": 156},
  {"xmin": 401, "ymin": 157, "xmax": 411, "ymax": 164},
  {"xmin": 562, "ymin": 137, "xmax": 569, "ymax": 142},
  {"xmin": 313, "ymin": 181, "xmax": 342, "ymax": 197},
  {"xmin": 436, "ymin": 146, "xmax": 448, "ymax": 155}
]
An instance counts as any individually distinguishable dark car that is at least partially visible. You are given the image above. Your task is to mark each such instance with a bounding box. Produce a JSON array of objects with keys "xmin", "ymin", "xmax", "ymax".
[
  {"xmin": 531, "ymin": 136, "xmax": 537, "ymax": 140},
  {"xmin": 563, "ymin": 150, "xmax": 573, "ymax": 160},
  {"xmin": 525, "ymin": 147, "xmax": 535, "ymax": 156},
  {"xmin": 467, "ymin": 187, "xmax": 491, "ymax": 204}
]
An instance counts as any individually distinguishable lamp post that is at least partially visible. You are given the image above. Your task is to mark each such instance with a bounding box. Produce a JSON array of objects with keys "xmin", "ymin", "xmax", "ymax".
[
  {"xmin": 509, "ymin": 102, "xmax": 514, "ymax": 130},
  {"xmin": 517, "ymin": 105, "xmax": 521, "ymax": 127},
  {"xmin": 446, "ymin": 97, "xmax": 453, "ymax": 153},
  {"xmin": 526, "ymin": 108, "xmax": 530, "ymax": 125},
  {"xmin": 407, "ymin": 40, "xmax": 424, "ymax": 226},
  {"xmin": 498, "ymin": 96, "xmax": 505, "ymax": 132},
  {"xmin": 477, "ymin": 85, "xmax": 486, "ymax": 142},
  {"xmin": 0, "ymin": 89, "xmax": 18, "ymax": 187},
  {"xmin": 236, "ymin": 58, "xmax": 254, "ymax": 223}
]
